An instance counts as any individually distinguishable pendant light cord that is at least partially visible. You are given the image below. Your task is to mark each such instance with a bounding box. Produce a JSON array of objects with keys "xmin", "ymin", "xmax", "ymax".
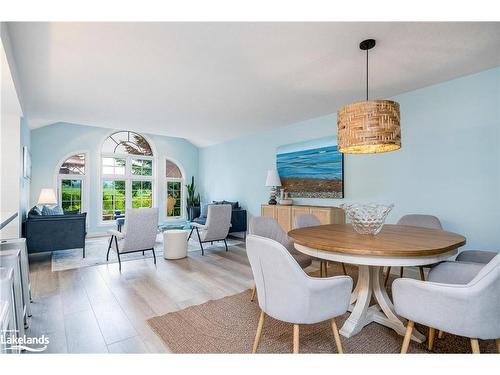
[{"xmin": 366, "ymin": 49, "xmax": 369, "ymax": 101}]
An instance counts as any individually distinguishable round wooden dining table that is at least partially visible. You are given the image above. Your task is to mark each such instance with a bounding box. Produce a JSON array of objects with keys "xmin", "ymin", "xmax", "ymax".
[{"xmin": 288, "ymin": 224, "xmax": 466, "ymax": 343}]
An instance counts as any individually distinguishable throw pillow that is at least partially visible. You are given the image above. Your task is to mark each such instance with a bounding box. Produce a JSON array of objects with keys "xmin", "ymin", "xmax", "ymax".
[{"xmin": 42, "ymin": 205, "xmax": 64, "ymax": 215}]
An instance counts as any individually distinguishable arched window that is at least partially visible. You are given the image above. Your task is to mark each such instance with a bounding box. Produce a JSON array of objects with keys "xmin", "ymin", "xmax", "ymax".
[
  {"xmin": 58, "ymin": 153, "xmax": 86, "ymax": 213},
  {"xmin": 166, "ymin": 159, "xmax": 184, "ymax": 218},
  {"xmin": 101, "ymin": 131, "xmax": 154, "ymax": 221}
]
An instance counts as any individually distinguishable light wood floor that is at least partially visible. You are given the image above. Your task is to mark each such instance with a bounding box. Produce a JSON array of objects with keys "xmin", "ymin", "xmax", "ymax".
[{"xmin": 26, "ymin": 241, "xmax": 257, "ymax": 353}]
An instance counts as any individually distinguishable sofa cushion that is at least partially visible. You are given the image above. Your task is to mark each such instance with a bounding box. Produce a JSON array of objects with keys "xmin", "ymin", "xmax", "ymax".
[
  {"xmin": 212, "ymin": 200, "xmax": 239, "ymax": 209},
  {"xmin": 41, "ymin": 205, "xmax": 64, "ymax": 215}
]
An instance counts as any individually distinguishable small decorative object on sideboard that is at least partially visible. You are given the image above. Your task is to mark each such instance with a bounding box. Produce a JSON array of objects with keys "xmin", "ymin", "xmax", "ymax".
[
  {"xmin": 279, "ymin": 189, "xmax": 293, "ymax": 205},
  {"xmin": 340, "ymin": 203, "xmax": 394, "ymax": 235},
  {"xmin": 265, "ymin": 170, "xmax": 281, "ymax": 205}
]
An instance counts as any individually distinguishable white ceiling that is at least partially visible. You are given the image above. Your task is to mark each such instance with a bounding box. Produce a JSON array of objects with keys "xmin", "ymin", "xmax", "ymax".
[{"xmin": 6, "ymin": 22, "xmax": 500, "ymax": 146}]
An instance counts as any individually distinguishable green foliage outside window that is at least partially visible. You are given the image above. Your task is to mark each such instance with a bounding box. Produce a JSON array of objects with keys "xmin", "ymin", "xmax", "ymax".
[
  {"xmin": 167, "ymin": 181, "xmax": 182, "ymax": 217},
  {"xmin": 102, "ymin": 180, "xmax": 126, "ymax": 220},
  {"xmin": 61, "ymin": 179, "xmax": 82, "ymax": 213},
  {"xmin": 132, "ymin": 180, "xmax": 153, "ymax": 208}
]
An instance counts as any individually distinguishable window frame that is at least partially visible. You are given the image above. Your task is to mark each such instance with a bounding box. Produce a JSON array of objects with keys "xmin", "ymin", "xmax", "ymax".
[
  {"xmin": 99, "ymin": 131, "xmax": 156, "ymax": 225},
  {"xmin": 55, "ymin": 151, "xmax": 89, "ymax": 215},
  {"xmin": 165, "ymin": 158, "xmax": 186, "ymax": 220}
]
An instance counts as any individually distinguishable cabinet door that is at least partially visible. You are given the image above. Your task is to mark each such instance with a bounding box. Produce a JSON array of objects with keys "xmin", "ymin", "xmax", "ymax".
[
  {"xmin": 291, "ymin": 206, "xmax": 311, "ymax": 228},
  {"xmin": 276, "ymin": 206, "xmax": 292, "ymax": 233},
  {"xmin": 331, "ymin": 207, "xmax": 346, "ymax": 224},
  {"xmin": 310, "ymin": 208, "xmax": 332, "ymax": 225},
  {"xmin": 261, "ymin": 205, "xmax": 275, "ymax": 219}
]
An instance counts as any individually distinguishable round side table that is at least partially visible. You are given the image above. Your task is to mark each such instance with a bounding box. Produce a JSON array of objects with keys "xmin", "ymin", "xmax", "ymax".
[{"xmin": 163, "ymin": 230, "xmax": 188, "ymax": 260}]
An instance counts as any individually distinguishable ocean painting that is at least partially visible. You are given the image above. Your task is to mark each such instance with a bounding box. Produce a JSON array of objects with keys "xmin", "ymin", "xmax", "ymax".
[{"xmin": 276, "ymin": 136, "xmax": 344, "ymax": 198}]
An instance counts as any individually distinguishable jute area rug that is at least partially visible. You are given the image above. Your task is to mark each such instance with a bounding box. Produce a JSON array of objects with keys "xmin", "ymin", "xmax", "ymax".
[{"xmin": 147, "ymin": 265, "xmax": 497, "ymax": 354}]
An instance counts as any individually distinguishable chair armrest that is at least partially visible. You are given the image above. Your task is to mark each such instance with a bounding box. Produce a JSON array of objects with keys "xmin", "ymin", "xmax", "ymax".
[
  {"xmin": 108, "ymin": 229, "xmax": 124, "ymax": 239},
  {"xmin": 392, "ymin": 278, "xmax": 479, "ymax": 337},
  {"xmin": 305, "ymin": 276, "xmax": 353, "ymax": 321},
  {"xmin": 191, "ymin": 222, "xmax": 207, "ymax": 229}
]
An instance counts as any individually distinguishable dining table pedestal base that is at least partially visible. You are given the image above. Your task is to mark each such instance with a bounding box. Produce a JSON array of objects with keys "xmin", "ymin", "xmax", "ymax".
[{"xmin": 340, "ymin": 265, "xmax": 425, "ymax": 343}]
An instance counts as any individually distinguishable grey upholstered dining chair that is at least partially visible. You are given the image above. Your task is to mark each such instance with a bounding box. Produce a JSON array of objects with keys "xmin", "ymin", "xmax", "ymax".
[
  {"xmin": 385, "ymin": 214, "xmax": 443, "ymax": 286},
  {"xmin": 247, "ymin": 234, "xmax": 353, "ymax": 353},
  {"xmin": 107, "ymin": 207, "xmax": 159, "ymax": 271},
  {"xmin": 294, "ymin": 213, "xmax": 347, "ymax": 277},
  {"xmin": 393, "ymin": 253, "xmax": 500, "ymax": 354},
  {"xmin": 456, "ymin": 250, "xmax": 497, "ymax": 264},
  {"xmin": 248, "ymin": 216, "xmax": 312, "ymax": 301},
  {"xmin": 188, "ymin": 204, "xmax": 232, "ymax": 255}
]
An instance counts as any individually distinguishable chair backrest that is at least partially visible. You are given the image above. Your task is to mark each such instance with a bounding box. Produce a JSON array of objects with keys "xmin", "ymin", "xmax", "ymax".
[
  {"xmin": 122, "ymin": 208, "xmax": 159, "ymax": 252},
  {"xmin": 294, "ymin": 213, "xmax": 321, "ymax": 229},
  {"xmin": 249, "ymin": 216, "xmax": 294, "ymax": 252},
  {"xmin": 246, "ymin": 234, "xmax": 312, "ymax": 322},
  {"xmin": 397, "ymin": 214, "xmax": 442, "ymax": 229},
  {"xmin": 203, "ymin": 204, "xmax": 232, "ymax": 241}
]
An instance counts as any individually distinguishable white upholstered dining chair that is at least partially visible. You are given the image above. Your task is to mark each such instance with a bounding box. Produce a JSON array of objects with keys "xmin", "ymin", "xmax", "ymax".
[
  {"xmin": 246, "ymin": 234, "xmax": 353, "ymax": 353},
  {"xmin": 393, "ymin": 253, "xmax": 500, "ymax": 354},
  {"xmin": 248, "ymin": 216, "xmax": 312, "ymax": 302},
  {"xmin": 294, "ymin": 213, "xmax": 348, "ymax": 277}
]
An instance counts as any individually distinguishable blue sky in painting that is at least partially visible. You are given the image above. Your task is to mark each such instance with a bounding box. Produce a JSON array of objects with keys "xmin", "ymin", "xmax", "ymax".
[{"xmin": 276, "ymin": 136, "xmax": 343, "ymax": 180}]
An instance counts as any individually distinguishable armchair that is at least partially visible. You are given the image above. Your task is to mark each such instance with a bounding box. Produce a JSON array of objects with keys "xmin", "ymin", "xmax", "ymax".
[
  {"xmin": 106, "ymin": 208, "xmax": 159, "ymax": 271},
  {"xmin": 188, "ymin": 204, "xmax": 232, "ymax": 255},
  {"xmin": 393, "ymin": 253, "xmax": 500, "ymax": 353}
]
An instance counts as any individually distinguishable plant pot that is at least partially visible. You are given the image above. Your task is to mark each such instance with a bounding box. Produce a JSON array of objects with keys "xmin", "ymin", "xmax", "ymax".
[{"xmin": 187, "ymin": 206, "xmax": 201, "ymax": 221}]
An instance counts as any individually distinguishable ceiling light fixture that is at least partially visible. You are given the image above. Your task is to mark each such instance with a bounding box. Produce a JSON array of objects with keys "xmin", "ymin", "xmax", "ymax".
[{"xmin": 337, "ymin": 39, "xmax": 401, "ymax": 154}]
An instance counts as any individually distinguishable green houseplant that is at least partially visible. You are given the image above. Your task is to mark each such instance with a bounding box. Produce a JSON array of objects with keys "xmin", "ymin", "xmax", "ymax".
[{"xmin": 186, "ymin": 176, "xmax": 201, "ymax": 221}]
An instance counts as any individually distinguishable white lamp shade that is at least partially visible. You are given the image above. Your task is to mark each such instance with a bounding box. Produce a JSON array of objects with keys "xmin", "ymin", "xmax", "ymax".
[
  {"xmin": 265, "ymin": 170, "xmax": 282, "ymax": 187},
  {"xmin": 38, "ymin": 188, "xmax": 57, "ymax": 205}
]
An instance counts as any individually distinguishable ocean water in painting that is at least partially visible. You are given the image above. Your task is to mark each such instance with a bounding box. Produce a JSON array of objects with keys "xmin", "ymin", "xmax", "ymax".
[
  {"xmin": 276, "ymin": 136, "xmax": 343, "ymax": 198},
  {"xmin": 277, "ymin": 145, "xmax": 343, "ymax": 180}
]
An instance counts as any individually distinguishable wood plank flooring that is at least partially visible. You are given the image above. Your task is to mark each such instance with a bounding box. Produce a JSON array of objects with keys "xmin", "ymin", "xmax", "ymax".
[{"xmin": 26, "ymin": 241, "xmax": 257, "ymax": 353}]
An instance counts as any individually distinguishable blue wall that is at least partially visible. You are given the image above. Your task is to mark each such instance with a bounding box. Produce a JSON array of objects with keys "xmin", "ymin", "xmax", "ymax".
[
  {"xmin": 199, "ymin": 67, "xmax": 500, "ymax": 251},
  {"xmin": 30, "ymin": 122, "xmax": 199, "ymax": 235}
]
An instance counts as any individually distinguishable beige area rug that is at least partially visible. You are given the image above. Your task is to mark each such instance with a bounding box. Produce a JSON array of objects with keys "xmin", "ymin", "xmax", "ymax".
[
  {"xmin": 50, "ymin": 234, "xmax": 244, "ymax": 271},
  {"xmin": 148, "ymin": 265, "xmax": 498, "ymax": 354}
]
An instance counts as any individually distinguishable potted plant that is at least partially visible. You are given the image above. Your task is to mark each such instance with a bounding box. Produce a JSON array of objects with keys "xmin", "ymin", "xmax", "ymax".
[{"xmin": 186, "ymin": 176, "xmax": 201, "ymax": 221}]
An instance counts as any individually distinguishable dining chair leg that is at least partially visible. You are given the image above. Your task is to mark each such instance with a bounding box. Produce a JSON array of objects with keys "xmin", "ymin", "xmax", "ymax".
[
  {"xmin": 438, "ymin": 330, "xmax": 445, "ymax": 339},
  {"xmin": 495, "ymin": 338, "xmax": 500, "ymax": 353},
  {"xmin": 324, "ymin": 262, "xmax": 328, "ymax": 277},
  {"xmin": 341, "ymin": 263, "xmax": 347, "ymax": 276},
  {"xmin": 400, "ymin": 320, "xmax": 414, "ymax": 354},
  {"xmin": 419, "ymin": 267, "xmax": 425, "ymax": 281},
  {"xmin": 252, "ymin": 310, "xmax": 265, "ymax": 353},
  {"xmin": 384, "ymin": 266, "xmax": 391, "ymax": 286},
  {"xmin": 400, "ymin": 267, "xmax": 404, "ymax": 278},
  {"xmin": 428, "ymin": 327, "xmax": 436, "ymax": 351},
  {"xmin": 319, "ymin": 261, "xmax": 324, "ymax": 277},
  {"xmin": 293, "ymin": 324, "xmax": 300, "ymax": 354},
  {"xmin": 331, "ymin": 318, "xmax": 343, "ymax": 353},
  {"xmin": 470, "ymin": 338, "xmax": 480, "ymax": 354},
  {"xmin": 250, "ymin": 285, "xmax": 256, "ymax": 302}
]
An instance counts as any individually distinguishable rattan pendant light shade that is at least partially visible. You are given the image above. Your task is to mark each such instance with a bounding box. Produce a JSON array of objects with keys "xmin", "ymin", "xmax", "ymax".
[{"xmin": 337, "ymin": 39, "xmax": 401, "ymax": 154}]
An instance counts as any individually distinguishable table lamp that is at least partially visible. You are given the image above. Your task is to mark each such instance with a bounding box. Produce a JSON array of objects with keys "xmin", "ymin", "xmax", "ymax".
[
  {"xmin": 37, "ymin": 188, "xmax": 57, "ymax": 206},
  {"xmin": 265, "ymin": 170, "xmax": 282, "ymax": 205}
]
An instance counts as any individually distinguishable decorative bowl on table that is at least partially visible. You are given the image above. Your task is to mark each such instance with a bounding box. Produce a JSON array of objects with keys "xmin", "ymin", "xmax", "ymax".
[{"xmin": 340, "ymin": 203, "xmax": 394, "ymax": 235}]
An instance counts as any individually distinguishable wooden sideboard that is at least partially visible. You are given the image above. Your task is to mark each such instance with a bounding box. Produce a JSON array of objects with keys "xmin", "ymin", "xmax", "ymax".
[{"xmin": 261, "ymin": 204, "xmax": 345, "ymax": 233}]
